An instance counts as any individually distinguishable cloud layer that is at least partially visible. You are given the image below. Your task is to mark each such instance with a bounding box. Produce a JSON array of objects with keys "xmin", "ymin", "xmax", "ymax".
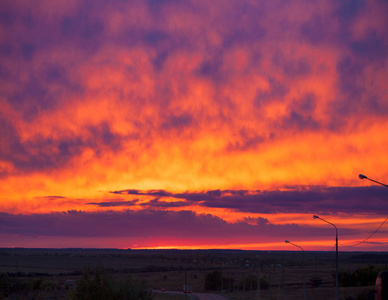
[
  {"xmin": 110, "ymin": 186, "xmax": 388, "ymax": 215},
  {"xmin": 0, "ymin": 0, "xmax": 387, "ymax": 250},
  {"xmin": 1, "ymin": 208, "xmax": 362, "ymax": 249}
]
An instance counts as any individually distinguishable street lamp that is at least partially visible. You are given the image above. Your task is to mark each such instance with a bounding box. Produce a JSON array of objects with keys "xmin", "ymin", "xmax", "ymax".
[
  {"xmin": 359, "ymin": 174, "xmax": 388, "ymax": 188},
  {"xmin": 313, "ymin": 215, "xmax": 339, "ymax": 300},
  {"xmin": 285, "ymin": 240, "xmax": 305, "ymax": 300}
]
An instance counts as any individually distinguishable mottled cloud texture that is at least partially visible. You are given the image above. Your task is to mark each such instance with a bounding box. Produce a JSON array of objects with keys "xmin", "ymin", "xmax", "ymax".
[
  {"xmin": 110, "ymin": 186, "xmax": 388, "ymax": 215},
  {"xmin": 0, "ymin": 0, "xmax": 387, "ymax": 250}
]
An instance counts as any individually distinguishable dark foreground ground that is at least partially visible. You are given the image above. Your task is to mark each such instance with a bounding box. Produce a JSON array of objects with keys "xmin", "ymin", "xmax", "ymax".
[{"xmin": 0, "ymin": 248, "xmax": 387, "ymax": 300}]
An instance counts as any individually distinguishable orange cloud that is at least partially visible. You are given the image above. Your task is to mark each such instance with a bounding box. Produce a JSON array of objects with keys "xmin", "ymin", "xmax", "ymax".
[{"xmin": 0, "ymin": 0, "xmax": 387, "ymax": 250}]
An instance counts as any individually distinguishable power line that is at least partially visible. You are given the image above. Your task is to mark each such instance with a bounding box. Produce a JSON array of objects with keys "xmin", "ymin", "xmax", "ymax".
[
  {"xmin": 339, "ymin": 216, "xmax": 388, "ymax": 247},
  {"xmin": 338, "ymin": 174, "xmax": 388, "ymax": 247}
]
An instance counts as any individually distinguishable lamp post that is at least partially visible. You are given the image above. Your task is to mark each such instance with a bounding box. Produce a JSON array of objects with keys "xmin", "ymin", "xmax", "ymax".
[
  {"xmin": 359, "ymin": 174, "xmax": 388, "ymax": 188},
  {"xmin": 313, "ymin": 215, "xmax": 339, "ymax": 300},
  {"xmin": 285, "ymin": 240, "xmax": 305, "ymax": 300}
]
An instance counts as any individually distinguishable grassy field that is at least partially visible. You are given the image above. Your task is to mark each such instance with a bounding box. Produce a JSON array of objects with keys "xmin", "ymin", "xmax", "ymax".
[{"xmin": 0, "ymin": 248, "xmax": 386, "ymax": 299}]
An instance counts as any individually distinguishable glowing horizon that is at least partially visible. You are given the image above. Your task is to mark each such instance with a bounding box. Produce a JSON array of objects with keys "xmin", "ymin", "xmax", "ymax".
[{"xmin": 0, "ymin": 0, "xmax": 387, "ymax": 251}]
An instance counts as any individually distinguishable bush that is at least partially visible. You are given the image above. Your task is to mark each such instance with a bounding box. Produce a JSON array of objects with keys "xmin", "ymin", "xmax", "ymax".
[
  {"xmin": 239, "ymin": 275, "xmax": 269, "ymax": 291},
  {"xmin": 259, "ymin": 277, "xmax": 270, "ymax": 290},
  {"xmin": 339, "ymin": 265, "xmax": 384, "ymax": 287},
  {"xmin": 40, "ymin": 280, "xmax": 58, "ymax": 292},
  {"xmin": 204, "ymin": 270, "xmax": 222, "ymax": 291},
  {"xmin": 204, "ymin": 270, "xmax": 269, "ymax": 291},
  {"xmin": 0, "ymin": 273, "xmax": 10, "ymax": 297},
  {"xmin": 71, "ymin": 267, "xmax": 153, "ymax": 300},
  {"xmin": 357, "ymin": 289, "xmax": 376, "ymax": 300},
  {"xmin": 31, "ymin": 278, "xmax": 44, "ymax": 290}
]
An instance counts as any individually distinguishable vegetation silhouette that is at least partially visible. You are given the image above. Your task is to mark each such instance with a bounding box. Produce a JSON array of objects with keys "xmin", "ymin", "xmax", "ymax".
[{"xmin": 70, "ymin": 267, "xmax": 153, "ymax": 300}]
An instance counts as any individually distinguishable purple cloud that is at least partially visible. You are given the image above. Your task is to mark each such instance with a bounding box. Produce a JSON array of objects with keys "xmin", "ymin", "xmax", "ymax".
[
  {"xmin": 111, "ymin": 186, "xmax": 388, "ymax": 215},
  {"xmin": 87, "ymin": 200, "xmax": 139, "ymax": 207},
  {"xmin": 161, "ymin": 113, "xmax": 193, "ymax": 130},
  {"xmin": 226, "ymin": 128, "xmax": 266, "ymax": 152},
  {"xmin": 0, "ymin": 209, "xmax": 356, "ymax": 240},
  {"xmin": 255, "ymin": 77, "xmax": 289, "ymax": 107}
]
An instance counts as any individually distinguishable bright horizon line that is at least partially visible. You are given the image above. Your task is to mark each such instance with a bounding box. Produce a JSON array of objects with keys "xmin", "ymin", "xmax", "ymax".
[
  {"xmin": 2, "ymin": 247, "xmax": 387, "ymax": 252},
  {"xmin": 2, "ymin": 246, "xmax": 386, "ymax": 252}
]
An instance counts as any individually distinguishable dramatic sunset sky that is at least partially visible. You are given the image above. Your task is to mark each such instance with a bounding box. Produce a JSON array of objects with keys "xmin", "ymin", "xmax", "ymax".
[{"xmin": 1, "ymin": 0, "xmax": 388, "ymax": 251}]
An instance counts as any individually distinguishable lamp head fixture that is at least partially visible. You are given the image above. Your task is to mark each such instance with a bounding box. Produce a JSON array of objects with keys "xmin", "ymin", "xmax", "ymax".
[
  {"xmin": 359, "ymin": 174, "xmax": 367, "ymax": 180},
  {"xmin": 313, "ymin": 215, "xmax": 319, "ymax": 219},
  {"xmin": 285, "ymin": 240, "xmax": 290, "ymax": 244}
]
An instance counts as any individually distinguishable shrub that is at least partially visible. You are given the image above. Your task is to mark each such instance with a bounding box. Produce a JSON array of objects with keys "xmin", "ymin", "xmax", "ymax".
[
  {"xmin": 0, "ymin": 273, "xmax": 10, "ymax": 297},
  {"xmin": 71, "ymin": 267, "xmax": 153, "ymax": 300},
  {"xmin": 204, "ymin": 270, "xmax": 223, "ymax": 291},
  {"xmin": 239, "ymin": 275, "xmax": 269, "ymax": 291},
  {"xmin": 204, "ymin": 270, "xmax": 269, "ymax": 291},
  {"xmin": 339, "ymin": 265, "xmax": 384, "ymax": 287}
]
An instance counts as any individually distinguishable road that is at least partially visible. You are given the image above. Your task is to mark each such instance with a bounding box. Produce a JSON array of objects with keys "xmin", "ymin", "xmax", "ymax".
[
  {"xmin": 153, "ymin": 290, "xmax": 228, "ymax": 300},
  {"xmin": 189, "ymin": 293, "xmax": 229, "ymax": 300}
]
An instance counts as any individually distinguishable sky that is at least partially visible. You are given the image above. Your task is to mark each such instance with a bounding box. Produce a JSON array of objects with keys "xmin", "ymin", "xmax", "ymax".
[{"xmin": 0, "ymin": 0, "xmax": 388, "ymax": 251}]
